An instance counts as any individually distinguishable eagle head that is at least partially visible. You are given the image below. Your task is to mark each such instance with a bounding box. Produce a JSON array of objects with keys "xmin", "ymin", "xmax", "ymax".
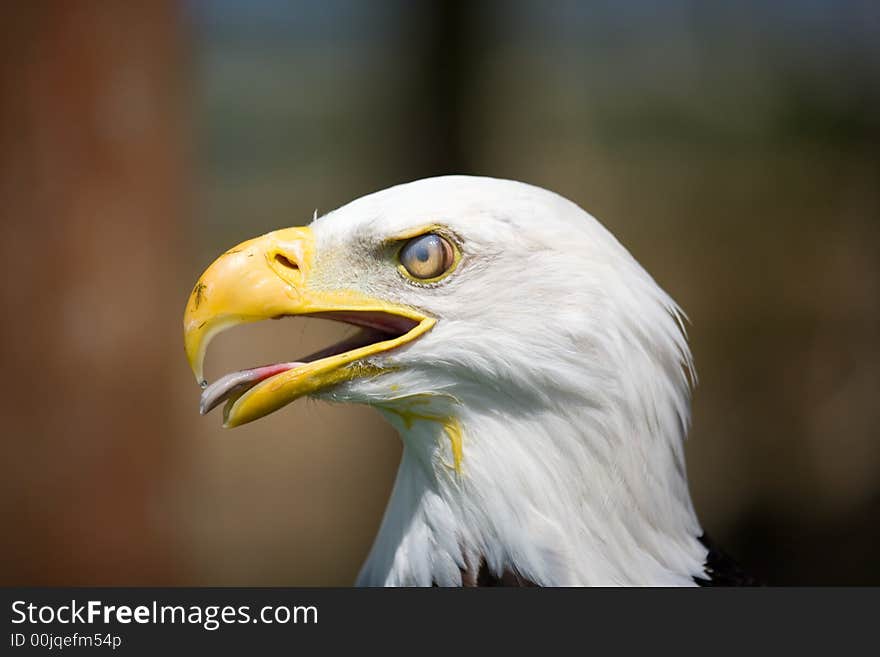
[{"xmin": 184, "ymin": 176, "xmax": 710, "ymax": 586}]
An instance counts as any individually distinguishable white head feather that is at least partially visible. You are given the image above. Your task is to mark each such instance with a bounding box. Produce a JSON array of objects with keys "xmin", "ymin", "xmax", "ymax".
[{"xmin": 307, "ymin": 176, "xmax": 707, "ymax": 585}]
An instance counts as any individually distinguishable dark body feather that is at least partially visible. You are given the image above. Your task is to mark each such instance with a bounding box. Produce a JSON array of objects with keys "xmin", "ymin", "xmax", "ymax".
[
  {"xmin": 693, "ymin": 533, "xmax": 761, "ymax": 586},
  {"xmin": 461, "ymin": 560, "xmax": 537, "ymax": 587}
]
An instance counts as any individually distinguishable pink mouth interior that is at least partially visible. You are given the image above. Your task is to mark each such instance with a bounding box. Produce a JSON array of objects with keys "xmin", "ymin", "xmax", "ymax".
[{"xmin": 199, "ymin": 311, "xmax": 419, "ymax": 416}]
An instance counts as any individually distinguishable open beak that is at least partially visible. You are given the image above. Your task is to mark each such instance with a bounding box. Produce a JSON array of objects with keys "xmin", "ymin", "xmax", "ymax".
[{"xmin": 183, "ymin": 226, "xmax": 434, "ymax": 427}]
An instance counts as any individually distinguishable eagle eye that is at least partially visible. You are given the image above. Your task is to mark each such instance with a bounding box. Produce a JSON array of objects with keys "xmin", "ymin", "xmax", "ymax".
[{"xmin": 398, "ymin": 233, "xmax": 455, "ymax": 281}]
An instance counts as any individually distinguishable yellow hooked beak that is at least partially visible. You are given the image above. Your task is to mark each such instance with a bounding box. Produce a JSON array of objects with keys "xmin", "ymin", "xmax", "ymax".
[{"xmin": 183, "ymin": 226, "xmax": 435, "ymax": 427}]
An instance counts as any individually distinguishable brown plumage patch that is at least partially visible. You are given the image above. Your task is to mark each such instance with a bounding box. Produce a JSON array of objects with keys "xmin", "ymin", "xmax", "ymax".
[{"xmin": 438, "ymin": 557, "xmax": 537, "ymax": 587}]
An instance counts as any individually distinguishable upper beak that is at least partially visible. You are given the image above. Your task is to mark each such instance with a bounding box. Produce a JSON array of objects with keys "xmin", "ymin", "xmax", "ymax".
[
  {"xmin": 184, "ymin": 226, "xmax": 316, "ymax": 385},
  {"xmin": 183, "ymin": 226, "xmax": 434, "ymax": 427}
]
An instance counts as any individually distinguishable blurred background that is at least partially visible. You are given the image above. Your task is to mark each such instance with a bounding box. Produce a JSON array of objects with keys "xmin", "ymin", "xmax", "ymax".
[{"xmin": 1, "ymin": 0, "xmax": 878, "ymax": 585}]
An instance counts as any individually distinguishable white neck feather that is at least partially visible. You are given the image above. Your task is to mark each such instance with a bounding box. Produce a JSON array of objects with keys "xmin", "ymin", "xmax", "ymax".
[{"xmin": 357, "ymin": 389, "xmax": 708, "ymax": 586}]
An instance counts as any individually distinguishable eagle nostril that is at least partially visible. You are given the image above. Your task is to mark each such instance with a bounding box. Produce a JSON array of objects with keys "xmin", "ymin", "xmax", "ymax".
[{"xmin": 274, "ymin": 253, "xmax": 299, "ymax": 271}]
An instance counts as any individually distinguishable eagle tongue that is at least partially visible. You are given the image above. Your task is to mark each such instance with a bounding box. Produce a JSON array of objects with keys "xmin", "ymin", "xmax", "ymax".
[{"xmin": 199, "ymin": 362, "xmax": 302, "ymax": 416}]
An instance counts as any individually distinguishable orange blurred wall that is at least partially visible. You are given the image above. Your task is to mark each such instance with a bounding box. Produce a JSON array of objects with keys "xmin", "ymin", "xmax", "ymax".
[{"xmin": 0, "ymin": 2, "xmax": 188, "ymax": 584}]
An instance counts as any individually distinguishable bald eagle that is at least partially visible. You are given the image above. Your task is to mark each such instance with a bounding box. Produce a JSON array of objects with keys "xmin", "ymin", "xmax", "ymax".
[{"xmin": 184, "ymin": 176, "xmax": 755, "ymax": 586}]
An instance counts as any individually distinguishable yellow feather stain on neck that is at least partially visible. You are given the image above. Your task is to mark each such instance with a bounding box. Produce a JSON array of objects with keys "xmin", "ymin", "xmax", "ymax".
[
  {"xmin": 381, "ymin": 397, "xmax": 463, "ymax": 473},
  {"xmin": 441, "ymin": 416, "xmax": 463, "ymax": 473}
]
